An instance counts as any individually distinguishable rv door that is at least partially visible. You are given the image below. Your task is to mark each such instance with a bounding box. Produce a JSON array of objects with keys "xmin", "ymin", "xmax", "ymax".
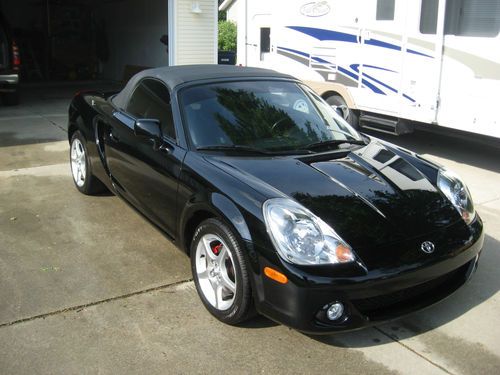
[
  {"xmin": 399, "ymin": 0, "xmax": 446, "ymax": 124},
  {"xmin": 246, "ymin": 14, "xmax": 272, "ymax": 67},
  {"xmin": 353, "ymin": 0, "xmax": 408, "ymax": 117},
  {"xmin": 435, "ymin": 0, "xmax": 500, "ymax": 139}
]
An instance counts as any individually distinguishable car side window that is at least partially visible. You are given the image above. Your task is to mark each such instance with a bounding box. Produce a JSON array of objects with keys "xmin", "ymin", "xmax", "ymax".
[{"xmin": 126, "ymin": 79, "xmax": 176, "ymax": 140}]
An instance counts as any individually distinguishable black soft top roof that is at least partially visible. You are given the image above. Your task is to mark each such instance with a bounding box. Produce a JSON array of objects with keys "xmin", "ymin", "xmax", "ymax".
[{"xmin": 113, "ymin": 65, "xmax": 295, "ymax": 109}]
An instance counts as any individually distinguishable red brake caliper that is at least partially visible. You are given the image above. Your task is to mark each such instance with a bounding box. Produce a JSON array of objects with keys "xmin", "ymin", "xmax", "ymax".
[{"xmin": 211, "ymin": 242, "xmax": 223, "ymax": 255}]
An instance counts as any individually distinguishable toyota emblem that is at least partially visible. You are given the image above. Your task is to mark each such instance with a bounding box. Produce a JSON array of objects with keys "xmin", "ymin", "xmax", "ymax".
[{"xmin": 421, "ymin": 241, "xmax": 435, "ymax": 254}]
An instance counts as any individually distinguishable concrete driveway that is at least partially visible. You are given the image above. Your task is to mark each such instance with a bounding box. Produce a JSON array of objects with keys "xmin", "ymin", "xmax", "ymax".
[{"xmin": 0, "ymin": 84, "xmax": 499, "ymax": 374}]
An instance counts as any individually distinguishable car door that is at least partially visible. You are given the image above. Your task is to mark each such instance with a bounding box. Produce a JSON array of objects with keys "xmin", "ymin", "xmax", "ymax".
[{"xmin": 104, "ymin": 78, "xmax": 185, "ymax": 237}]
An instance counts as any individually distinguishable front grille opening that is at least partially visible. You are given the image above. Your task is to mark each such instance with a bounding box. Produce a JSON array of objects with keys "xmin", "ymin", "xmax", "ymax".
[{"xmin": 351, "ymin": 261, "xmax": 470, "ymax": 319}]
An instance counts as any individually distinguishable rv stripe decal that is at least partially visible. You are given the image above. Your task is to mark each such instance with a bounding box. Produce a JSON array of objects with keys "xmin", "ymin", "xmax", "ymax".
[
  {"xmin": 276, "ymin": 47, "xmax": 311, "ymax": 66},
  {"xmin": 407, "ymin": 48, "xmax": 433, "ymax": 58},
  {"xmin": 360, "ymin": 64, "xmax": 397, "ymax": 73},
  {"xmin": 277, "ymin": 46, "xmax": 310, "ymax": 58},
  {"xmin": 288, "ymin": 26, "xmax": 358, "ymax": 43},
  {"xmin": 336, "ymin": 66, "xmax": 385, "ymax": 95},
  {"xmin": 277, "ymin": 45, "xmax": 416, "ymax": 101},
  {"xmin": 350, "ymin": 64, "xmax": 416, "ymax": 102},
  {"xmin": 287, "ymin": 26, "xmax": 433, "ymax": 58},
  {"xmin": 365, "ymin": 38, "xmax": 401, "ymax": 52},
  {"xmin": 277, "ymin": 45, "xmax": 386, "ymax": 95}
]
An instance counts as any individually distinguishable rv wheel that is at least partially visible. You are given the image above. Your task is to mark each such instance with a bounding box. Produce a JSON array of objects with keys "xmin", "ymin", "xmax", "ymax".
[{"xmin": 326, "ymin": 95, "xmax": 359, "ymax": 129}]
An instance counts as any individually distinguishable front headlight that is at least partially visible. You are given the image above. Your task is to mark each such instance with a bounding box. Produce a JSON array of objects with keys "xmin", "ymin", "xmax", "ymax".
[
  {"xmin": 263, "ymin": 198, "xmax": 355, "ymax": 265},
  {"xmin": 437, "ymin": 169, "xmax": 476, "ymax": 225}
]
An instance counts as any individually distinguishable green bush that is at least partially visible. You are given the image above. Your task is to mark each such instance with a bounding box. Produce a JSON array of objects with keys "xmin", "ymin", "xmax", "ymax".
[{"xmin": 218, "ymin": 20, "xmax": 237, "ymax": 51}]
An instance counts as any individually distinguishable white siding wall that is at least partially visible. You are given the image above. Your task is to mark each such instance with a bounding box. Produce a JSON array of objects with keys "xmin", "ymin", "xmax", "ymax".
[
  {"xmin": 96, "ymin": 0, "xmax": 169, "ymax": 81},
  {"xmin": 172, "ymin": 0, "xmax": 218, "ymax": 65},
  {"xmin": 225, "ymin": 0, "xmax": 246, "ymax": 65}
]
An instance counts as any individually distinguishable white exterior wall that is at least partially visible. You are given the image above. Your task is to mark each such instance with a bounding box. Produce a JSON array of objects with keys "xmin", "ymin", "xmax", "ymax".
[
  {"xmin": 170, "ymin": 0, "xmax": 218, "ymax": 65},
  {"xmin": 226, "ymin": 1, "xmax": 240, "ymax": 21},
  {"xmin": 96, "ymin": 0, "xmax": 170, "ymax": 81},
  {"xmin": 226, "ymin": 0, "xmax": 245, "ymax": 65}
]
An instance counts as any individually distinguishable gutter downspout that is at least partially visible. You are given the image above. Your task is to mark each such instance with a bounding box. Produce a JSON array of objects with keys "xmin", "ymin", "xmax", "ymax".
[{"xmin": 244, "ymin": 0, "xmax": 248, "ymax": 66}]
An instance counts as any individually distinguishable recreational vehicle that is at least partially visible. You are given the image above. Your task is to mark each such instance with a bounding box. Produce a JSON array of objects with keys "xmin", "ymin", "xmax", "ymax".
[{"xmin": 220, "ymin": 0, "xmax": 500, "ymax": 140}]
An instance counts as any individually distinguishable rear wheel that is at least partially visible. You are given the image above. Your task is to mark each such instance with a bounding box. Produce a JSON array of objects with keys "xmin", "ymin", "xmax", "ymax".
[
  {"xmin": 70, "ymin": 131, "xmax": 106, "ymax": 195},
  {"xmin": 191, "ymin": 218, "xmax": 254, "ymax": 325},
  {"xmin": 326, "ymin": 94, "xmax": 359, "ymax": 129}
]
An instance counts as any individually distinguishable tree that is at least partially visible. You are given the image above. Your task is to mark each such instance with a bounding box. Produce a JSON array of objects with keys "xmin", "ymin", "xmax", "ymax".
[{"xmin": 218, "ymin": 20, "xmax": 237, "ymax": 52}]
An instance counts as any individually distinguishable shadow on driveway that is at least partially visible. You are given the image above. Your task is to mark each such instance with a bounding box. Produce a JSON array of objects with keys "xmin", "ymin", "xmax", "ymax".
[{"xmin": 366, "ymin": 129, "xmax": 500, "ymax": 174}]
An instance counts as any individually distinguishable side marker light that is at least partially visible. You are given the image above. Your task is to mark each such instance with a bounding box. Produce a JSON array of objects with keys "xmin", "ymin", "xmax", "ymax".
[{"xmin": 264, "ymin": 267, "xmax": 288, "ymax": 284}]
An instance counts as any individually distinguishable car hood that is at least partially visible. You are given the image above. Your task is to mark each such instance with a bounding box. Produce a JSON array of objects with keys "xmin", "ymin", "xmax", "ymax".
[{"xmin": 206, "ymin": 141, "xmax": 461, "ymax": 267}]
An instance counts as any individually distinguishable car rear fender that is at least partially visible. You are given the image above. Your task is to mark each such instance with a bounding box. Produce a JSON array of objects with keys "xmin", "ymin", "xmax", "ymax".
[
  {"xmin": 68, "ymin": 91, "xmax": 115, "ymax": 189},
  {"xmin": 68, "ymin": 92, "xmax": 102, "ymax": 142}
]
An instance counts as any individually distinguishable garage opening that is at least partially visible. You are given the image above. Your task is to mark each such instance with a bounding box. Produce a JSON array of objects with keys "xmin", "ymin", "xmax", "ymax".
[{"xmin": 0, "ymin": 0, "xmax": 170, "ymax": 83}]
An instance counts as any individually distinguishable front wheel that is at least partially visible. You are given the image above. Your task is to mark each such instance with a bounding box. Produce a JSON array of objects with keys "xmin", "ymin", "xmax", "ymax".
[
  {"xmin": 190, "ymin": 218, "xmax": 254, "ymax": 325},
  {"xmin": 70, "ymin": 131, "xmax": 106, "ymax": 195}
]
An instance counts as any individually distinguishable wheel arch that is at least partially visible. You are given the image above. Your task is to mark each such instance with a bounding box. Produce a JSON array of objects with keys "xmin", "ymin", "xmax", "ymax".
[
  {"xmin": 67, "ymin": 93, "xmax": 98, "ymax": 143},
  {"xmin": 180, "ymin": 193, "xmax": 252, "ymax": 256},
  {"xmin": 304, "ymin": 80, "xmax": 358, "ymax": 109},
  {"xmin": 321, "ymin": 90, "xmax": 343, "ymax": 101},
  {"xmin": 68, "ymin": 122, "xmax": 79, "ymax": 142},
  {"xmin": 68, "ymin": 116, "xmax": 90, "ymax": 143}
]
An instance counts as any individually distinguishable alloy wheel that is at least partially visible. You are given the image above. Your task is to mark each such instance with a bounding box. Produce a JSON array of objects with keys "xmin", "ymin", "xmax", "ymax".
[
  {"xmin": 195, "ymin": 233, "xmax": 237, "ymax": 311},
  {"xmin": 70, "ymin": 138, "xmax": 86, "ymax": 187}
]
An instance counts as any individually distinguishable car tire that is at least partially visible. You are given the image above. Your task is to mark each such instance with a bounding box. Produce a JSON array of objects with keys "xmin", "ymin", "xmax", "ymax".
[
  {"xmin": 2, "ymin": 91, "xmax": 19, "ymax": 106},
  {"xmin": 191, "ymin": 218, "xmax": 255, "ymax": 325},
  {"xmin": 326, "ymin": 94, "xmax": 359, "ymax": 129},
  {"xmin": 69, "ymin": 130, "xmax": 107, "ymax": 195}
]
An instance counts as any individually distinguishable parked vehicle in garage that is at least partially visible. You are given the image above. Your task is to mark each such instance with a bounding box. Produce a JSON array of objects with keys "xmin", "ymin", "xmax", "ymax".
[
  {"xmin": 68, "ymin": 65, "xmax": 483, "ymax": 334},
  {"xmin": 0, "ymin": 11, "xmax": 20, "ymax": 105}
]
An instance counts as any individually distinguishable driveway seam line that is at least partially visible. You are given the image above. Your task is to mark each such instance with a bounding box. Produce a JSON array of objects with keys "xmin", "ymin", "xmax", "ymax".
[
  {"xmin": 25, "ymin": 106, "xmax": 67, "ymax": 133},
  {"xmin": 42, "ymin": 114, "xmax": 68, "ymax": 133},
  {"xmin": 0, "ymin": 114, "xmax": 66, "ymax": 122},
  {"xmin": 0, "ymin": 278, "xmax": 193, "ymax": 329},
  {"xmin": 477, "ymin": 196, "xmax": 500, "ymax": 205},
  {"xmin": 374, "ymin": 326, "xmax": 455, "ymax": 375}
]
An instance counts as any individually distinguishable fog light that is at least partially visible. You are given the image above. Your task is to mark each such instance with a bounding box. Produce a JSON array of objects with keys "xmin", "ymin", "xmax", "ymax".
[{"xmin": 326, "ymin": 302, "xmax": 344, "ymax": 321}]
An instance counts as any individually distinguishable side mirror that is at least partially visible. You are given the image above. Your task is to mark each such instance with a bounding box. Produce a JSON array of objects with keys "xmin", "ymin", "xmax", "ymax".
[{"xmin": 134, "ymin": 118, "xmax": 162, "ymax": 142}]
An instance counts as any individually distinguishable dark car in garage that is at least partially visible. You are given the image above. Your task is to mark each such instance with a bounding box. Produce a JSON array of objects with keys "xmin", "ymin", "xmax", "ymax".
[
  {"xmin": 0, "ymin": 11, "xmax": 20, "ymax": 105},
  {"xmin": 67, "ymin": 65, "xmax": 484, "ymax": 334}
]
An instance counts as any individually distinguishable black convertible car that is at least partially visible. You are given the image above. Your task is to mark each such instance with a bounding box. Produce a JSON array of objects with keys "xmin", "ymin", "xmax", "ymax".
[{"xmin": 68, "ymin": 65, "xmax": 483, "ymax": 333}]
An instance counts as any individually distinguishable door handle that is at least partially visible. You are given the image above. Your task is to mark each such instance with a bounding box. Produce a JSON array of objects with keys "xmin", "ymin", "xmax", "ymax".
[{"xmin": 158, "ymin": 142, "xmax": 173, "ymax": 154}]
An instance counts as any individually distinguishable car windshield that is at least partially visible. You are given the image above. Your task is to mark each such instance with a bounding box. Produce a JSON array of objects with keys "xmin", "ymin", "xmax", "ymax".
[{"xmin": 180, "ymin": 80, "xmax": 362, "ymax": 153}]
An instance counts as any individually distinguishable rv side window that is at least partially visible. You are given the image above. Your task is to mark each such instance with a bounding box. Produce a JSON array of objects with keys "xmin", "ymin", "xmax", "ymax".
[
  {"xmin": 421, "ymin": 0, "xmax": 500, "ymax": 37},
  {"xmin": 260, "ymin": 28, "xmax": 271, "ymax": 54},
  {"xmin": 420, "ymin": 0, "xmax": 439, "ymax": 34},
  {"xmin": 445, "ymin": 0, "xmax": 500, "ymax": 37},
  {"xmin": 376, "ymin": 0, "xmax": 395, "ymax": 20}
]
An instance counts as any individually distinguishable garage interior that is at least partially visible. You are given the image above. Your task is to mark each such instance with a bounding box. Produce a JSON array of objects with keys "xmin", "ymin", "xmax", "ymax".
[{"xmin": 0, "ymin": 0, "xmax": 170, "ymax": 84}]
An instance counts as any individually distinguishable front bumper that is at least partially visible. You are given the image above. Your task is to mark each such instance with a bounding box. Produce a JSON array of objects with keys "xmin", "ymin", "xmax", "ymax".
[{"xmin": 252, "ymin": 216, "xmax": 484, "ymax": 334}]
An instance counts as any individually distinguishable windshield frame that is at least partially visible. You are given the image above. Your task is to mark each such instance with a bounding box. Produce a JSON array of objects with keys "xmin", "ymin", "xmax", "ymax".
[{"xmin": 177, "ymin": 78, "xmax": 363, "ymax": 154}]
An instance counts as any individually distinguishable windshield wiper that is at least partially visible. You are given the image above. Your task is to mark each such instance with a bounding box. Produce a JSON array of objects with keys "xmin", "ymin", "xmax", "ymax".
[
  {"xmin": 304, "ymin": 139, "xmax": 366, "ymax": 151},
  {"xmin": 197, "ymin": 145, "xmax": 271, "ymax": 154},
  {"xmin": 327, "ymin": 128, "xmax": 362, "ymax": 141},
  {"xmin": 196, "ymin": 145, "xmax": 314, "ymax": 155}
]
